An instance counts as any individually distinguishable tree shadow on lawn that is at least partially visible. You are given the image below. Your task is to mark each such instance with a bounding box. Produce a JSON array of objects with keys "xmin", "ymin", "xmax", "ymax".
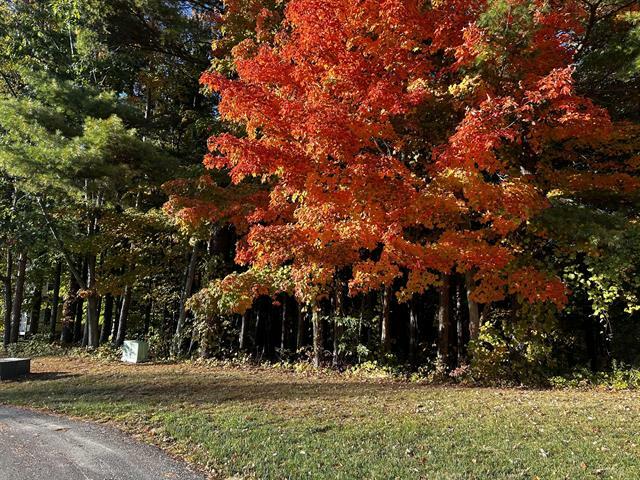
[
  {"xmin": 1, "ymin": 367, "xmax": 425, "ymax": 411},
  {"xmin": 1, "ymin": 371, "xmax": 80, "ymax": 383}
]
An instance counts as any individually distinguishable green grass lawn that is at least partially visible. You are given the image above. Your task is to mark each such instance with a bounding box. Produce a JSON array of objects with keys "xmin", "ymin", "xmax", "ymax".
[{"xmin": 1, "ymin": 357, "xmax": 639, "ymax": 479}]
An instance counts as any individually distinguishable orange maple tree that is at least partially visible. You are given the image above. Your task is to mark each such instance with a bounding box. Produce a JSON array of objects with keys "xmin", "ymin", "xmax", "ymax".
[{"xmin": 169, "ymin": 0, "xmax": 623, "ymax": 318}]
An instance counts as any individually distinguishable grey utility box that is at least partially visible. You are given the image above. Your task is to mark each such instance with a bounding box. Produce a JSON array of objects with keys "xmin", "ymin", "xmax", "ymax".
[
  {"xmin": 0, "ymin": 358, "xmax": 31, "ymax": 380},
  {"xmin": 121, "ymin": 340, "xmax": 149, "ymax": 363}
]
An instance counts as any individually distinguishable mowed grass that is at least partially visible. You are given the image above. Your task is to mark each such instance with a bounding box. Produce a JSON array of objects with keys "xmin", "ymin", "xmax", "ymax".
[{"xmin": 1, "ymin": 357, "xmax": 639, "ymax": 479}]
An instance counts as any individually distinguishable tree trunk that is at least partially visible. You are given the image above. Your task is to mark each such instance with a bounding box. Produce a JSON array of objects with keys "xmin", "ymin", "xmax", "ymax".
[
  {"xmin": 85, "ymin": 253, "xmax": 100, "ymax": 348},
  {"xmin": 332, "ymin": 288, "xmax": 344, "ymax": 368},
  {"xmin": 465, "ymin": 271, "xmax": 480, "ymax": 341},
  {"xmin": 111, "ymin": 295, "xmax": 122, "ymax": 340},
  {"xmin": 82, "ymin": 313, "xmax": 89, "ymax": 347},
  {"xmin": 86, "ymin": 296, "xmax": 99, "ymax": 348},
  {"xmin": 280, "ymin": 296, "xmax": 288, "ymax": 355},
  {"xmin": 96, "ymin": 295, "xmax": 102, "ymax": 328},
  {"xmin": 332, "ymin": 318, "xmax": 343, "ymax": 368},
  {"xmin": 409, "ymin": 295, "xmax": 419, "ymax": 363},
  {"xmin": 73, "ymin": 259, "xmax": 88, "ymax": 343},
  {"xmin": 99, "ymin": 294, "xmax": 114, "ymax": 344},
  {"xmin": 114, "ymin": 285, "xmax": 131, "ymax": 347},
  {"xmin": 358, "ymin": 294, "xmax": 370, "ymax": 356},
  {"xmin": 381, "ymin": 286, "xmax": 392, "ymax": 354},
  {"xmin": 75, "ymin": 297, "xmax": 84, "ymax": 344},
  {"xmin": 311, "ymin": 304, "xmax": 323, "ymax": 368},
  {"xmin": 198, "ymin": 328, "xmax": 213, "ymax": 359},
  {"xmin": 28, "ymin": 281, "xmax": 43, "ymax": 335},
  {"xmin": 43, "ymin": 307, "xmax": 52, "ymax": 335},
  {"xmin": 261, "ymin": 300, "xmax": 272, "ymax": 360},
  {"xmin": 437, "ymin": 274, "xmax": 452, "ymax": 369},
  {"xmin": 60, "ymin": 274, "xmax": 78, "ymax": 344},
  {"xmin": 173, "ymin": 243, "xmax": 198, "ymax": 355},
  {"xmin": 3, "ymin": 249, "xmax": 12, "ymax": 347},
  {"xmin": 10, "ymin": 252, "xmax": 27, "ymax": 343},
  {"xmin": 81, "ymin": 190, "xmax": 102, "ymax": 349},
  {"xmin": 49, "ymin": 262, "xmax": 62, "ymax": 342},
  {"xmin": 254, "ymin": 303, "xmax": 262, "ymax": 357},
  {"xmin": 239, "ymin": 310, "xmax": 250, "ymax": 351},
  {"xmin": 455, "ymin": 279, "xmax": 465, "ymax": 366},
  {"xmin": 296, "ymin": 302, "xmax": 305, "ymax": 351}
]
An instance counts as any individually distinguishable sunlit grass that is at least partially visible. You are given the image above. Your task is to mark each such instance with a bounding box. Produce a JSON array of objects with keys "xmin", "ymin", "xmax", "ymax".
[{"xmin": 1, "ymin": 357, "xmax": 639, "ymax": 479}]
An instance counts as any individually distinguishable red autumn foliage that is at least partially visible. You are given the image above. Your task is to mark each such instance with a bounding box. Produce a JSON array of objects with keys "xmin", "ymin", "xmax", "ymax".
[{"xmin": 168, "ymin": 0, "xmax": 635, "ymax": 308}]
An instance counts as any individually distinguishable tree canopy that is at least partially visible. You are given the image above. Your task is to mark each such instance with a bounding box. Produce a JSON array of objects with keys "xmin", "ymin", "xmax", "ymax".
[{"xmin": 1, "ymin": 0, "xmax": 640, "ymax": 382}]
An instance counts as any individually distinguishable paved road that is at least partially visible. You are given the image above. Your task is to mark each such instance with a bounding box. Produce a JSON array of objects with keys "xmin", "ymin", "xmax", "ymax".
[{"xmin": 0, "ymin": 406, "xmax": 205, "ymax": 480}]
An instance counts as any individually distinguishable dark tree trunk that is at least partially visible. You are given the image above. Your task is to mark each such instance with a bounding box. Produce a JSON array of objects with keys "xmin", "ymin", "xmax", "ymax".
[
  {"xmin": 114, "ymin": 285, "xmax": 132, "ymax": 347},
  {"xmin": 239, "ymin": 310, "xmax": 250, "ymax": 351},
  {"xmin": 99, "ymin": 294, "xmax": 114, "ymax": 344},
  {"xmin": 82, "ymin": 316, "xmax": 89, "ymax": 347},
  {"xmin": 82, "ymin": 190, "xmax": 102, "ymax": 349},
  {"xmin": 211, "ymin": 224, "xmax": 236, "ymax": 269},
  {"xmin": 408, "ymin": 295, "xmax": 419, "ymax": 363},
  {"xmin": 358, "ymin": 294, "xmax": 371, "ymax": 356},
  {"xmin": 254, "ymin": 303, "xmax": 262, "ymax": 356},
  {"xmin": 49, "ymin": 262, "xmax": 62, "ymax": 342},
  {"xmin": 43, "ymin": 308, "xmax": 52, "ymax": 335},
  {"xmin": 28, "ymin": 282, "xmax": 43, "ymax": 335},
  {"xmin": 60, "ymin": 274, "xmax": 78, "ymax": 344},
  {"xmin": 199, "ymin": 328, "xmax": 213, "ymax": 359},
  {"xmin": 332, "ymin": 288, "xmax": 344, "ymax": 368},
  {"xmin": 10, "ymin": 252, "xmax": 27, "ymax": 343},
  {"xmin": 96, "ymin": 295, "xmax": 102, "ymax": 326},
  {"xmin": 332, "ymin": 318, "xmax": 342, "ymax": 368},
  {"xmin": 465, "ymin": 271, "xmax": 480, "ymax": 341},
  {"xmin": 85, "ymin": 254, "xmax": 99, "ymax": 348},
  {"xmin": 86, "ymin": 295, "xmax": 99, "ymax": 348},
  {"xmin": 75, "ymin": 298, "xmax": 84, "ymax": 344},
  {"xmin": 296, "ymin": 302, "xmax": 305, "ymax": 351},
  {"xmin": 262, "ymin": 301, "xmax": 272, "ymax": 359},
  {"xmin": 280, "ymin": 296, "xmax": 288, "ymax": 355},
  {"xmin": 437, "ymin": 274, "xmax": 452, "ymax": 369},
  {"xmin": 173, "ymin": 243, "xmax": 198, "ymax": 355},
  {"xmin": 73, "ymin": 259, "xmax": 88, "ymax": 343},
  {"xmin": 3, "ymin": 249, "xmax": 12, "ymax": 347},
  {"xmin": 111, "ymin": 295, "xmax": 122, "ymax": 340},
  {"xmin": 312, "ymin": 303, "xmax": 323, "ymax": 368},
  {"xmin": 381, "ymin": 286, "xmax": 391, "ymax": 354},
  {"xmin": 455, "ymin": 278, "xmax": 466, "ymax": 366}
]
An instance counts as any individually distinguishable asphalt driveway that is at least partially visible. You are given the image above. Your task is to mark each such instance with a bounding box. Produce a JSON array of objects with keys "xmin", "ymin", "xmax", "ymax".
[{"xmin": 0, "ymin": 406, "xmax": 205, "ymax": 480}]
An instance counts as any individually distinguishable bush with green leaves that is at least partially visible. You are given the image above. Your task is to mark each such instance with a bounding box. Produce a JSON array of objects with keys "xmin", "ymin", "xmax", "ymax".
[
  {"xmin": 550, "ymin": 361, "xmax": 640, "ymax": 390},
  {"xmin": 468, "ymin": 303, "xmax": 567, "ymax": 385}
]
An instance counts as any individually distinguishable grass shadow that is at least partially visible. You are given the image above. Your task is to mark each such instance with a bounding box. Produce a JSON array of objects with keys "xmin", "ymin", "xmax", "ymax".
[{"xmin": 1, "ymin": 371, "xmax": 81, "ymax": 384}]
